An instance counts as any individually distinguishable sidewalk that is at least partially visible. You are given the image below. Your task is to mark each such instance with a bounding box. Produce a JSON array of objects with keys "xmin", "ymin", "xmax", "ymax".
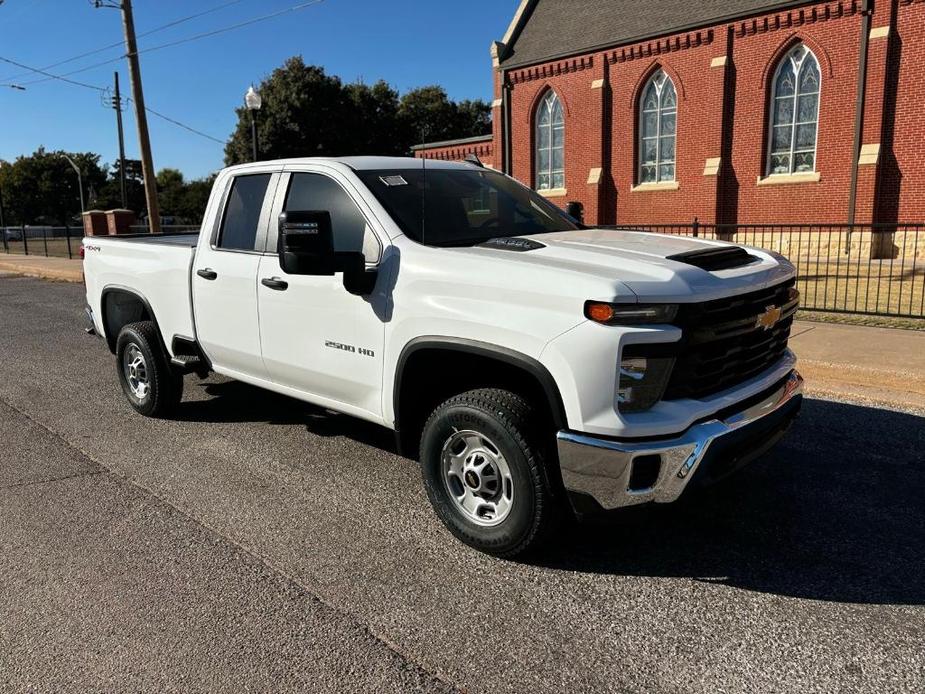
[
  {"xmin": 0, "ymin": 255, "xmax": 83, "ymax": 283},
  {"xmin": 790, "ymin": 319, "xmax": 925, "ymax": 413},
  {"xmin": 0, "ymin": 257, "xmax": 922, "ymax": 412}
]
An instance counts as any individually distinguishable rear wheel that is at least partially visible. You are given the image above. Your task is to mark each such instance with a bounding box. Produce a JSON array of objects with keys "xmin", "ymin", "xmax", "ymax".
[
  {"xmin": 420, "ymin": 388, "xmax": 559, "ymax": 557},
  {"xmin": 115, "ymin": 321, "xmax": 183, "ymax": 417}
]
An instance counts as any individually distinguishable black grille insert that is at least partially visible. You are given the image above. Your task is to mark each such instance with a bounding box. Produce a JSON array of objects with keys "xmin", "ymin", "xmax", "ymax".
[{"xmin": 651, "ymin": 279, "xmax": 798, "ymax": 401}]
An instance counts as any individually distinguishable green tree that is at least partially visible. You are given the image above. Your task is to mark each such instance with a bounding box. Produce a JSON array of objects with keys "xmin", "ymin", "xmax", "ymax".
[
  {"xmin": 344, "ymin": 79, "xmax": 404, "ymax": 155},
  {"xmin": 94, "ymin": 158, "xmax": 147, "ymax": 214},
  {"xmin": 398, "ymin": 86, "xmax": 491, "ymax": 145},
  {"xmin": 155, "ymin": 168, "xmax": 214, "ymax": 223},
  {"xmin": 223, "ymin": 57, "xmax": 493, "ymax": 162},
  {"xmin": 224, "ymin": 57, "xmax": 352, "ymax": 165},
  {"xmin": 0, "ymin": 147, "xmax": 107, "ymax": 225}
]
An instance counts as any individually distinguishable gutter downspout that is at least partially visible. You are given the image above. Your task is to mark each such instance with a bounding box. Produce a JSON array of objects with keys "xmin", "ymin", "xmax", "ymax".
[
  {"xmin": 847, "ymin": 0, "xmax": 872, "ymax": 227},
  {"xmin": 502, "ymin": 77, "xmax": 513, "ymax": 175}
]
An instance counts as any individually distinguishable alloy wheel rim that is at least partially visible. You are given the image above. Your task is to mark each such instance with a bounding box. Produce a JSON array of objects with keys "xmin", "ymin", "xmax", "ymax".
[
  {"xmin": 441, "ymin": 430, "xmax": 514, "ymax": 527},
  {"xmin": 123, "ymin": 344, "xmax": 150, "ymax": 400}
]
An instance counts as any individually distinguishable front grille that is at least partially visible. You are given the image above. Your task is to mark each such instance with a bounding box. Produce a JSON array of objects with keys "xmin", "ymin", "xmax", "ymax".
[{"xmin": 661, "ymin": 279, "xmax": 798, "ymax": 400}]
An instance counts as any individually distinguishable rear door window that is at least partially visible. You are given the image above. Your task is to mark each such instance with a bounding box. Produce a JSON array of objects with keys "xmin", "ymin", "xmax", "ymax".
[{"xmin": 216, "ymin": 174, "xmax": 272, "ymax": 251}]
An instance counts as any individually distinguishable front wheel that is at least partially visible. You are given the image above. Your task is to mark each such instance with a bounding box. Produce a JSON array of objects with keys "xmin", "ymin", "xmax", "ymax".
[
  {"xmin": 115, "ymin": 321, "xmax": 183, "ymax": 417},
  {"xmin": 420, "ymin": 388, "xmax": 559, "ymax": 557}
]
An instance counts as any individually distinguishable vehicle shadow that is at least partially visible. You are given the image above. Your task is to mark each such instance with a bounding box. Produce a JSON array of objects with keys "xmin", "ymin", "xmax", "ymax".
[
  {"xmin": 533, "ymin": 398, "xmax": 925, "ymax": 606},
  {"xmin": 175, "ymin": 378, "xmax": 397, "ymax": 452},
  {"xmin": 175, "ymin": 378, "xmax": 923, "ymax": 605}
]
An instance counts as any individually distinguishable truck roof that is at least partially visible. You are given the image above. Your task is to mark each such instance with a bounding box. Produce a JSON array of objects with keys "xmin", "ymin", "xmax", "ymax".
[{"xmin": 223, "ymin": 156, "xmax": 476, "ymax": 175}]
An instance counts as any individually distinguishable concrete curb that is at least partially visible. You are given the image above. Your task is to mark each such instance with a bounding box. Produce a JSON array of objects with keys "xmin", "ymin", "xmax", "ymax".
[{"xmin": 0, "ymin": 257, "xmax": 83, "ymax": 283}]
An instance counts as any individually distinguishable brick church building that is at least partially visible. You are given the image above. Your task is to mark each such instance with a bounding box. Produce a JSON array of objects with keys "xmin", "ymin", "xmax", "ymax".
[{"xmin": 414, "ymin": 0, "xmax": 925, "ymax": 226}]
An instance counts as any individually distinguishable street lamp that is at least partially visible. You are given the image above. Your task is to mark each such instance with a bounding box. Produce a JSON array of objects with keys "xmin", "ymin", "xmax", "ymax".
[
  {"xmin": 61, "ymin": 154, "xmax": 86, "ymax": 215},
  {"xmin": 245, "ymin": 84, "xmax": 262, "ymax": 162}
]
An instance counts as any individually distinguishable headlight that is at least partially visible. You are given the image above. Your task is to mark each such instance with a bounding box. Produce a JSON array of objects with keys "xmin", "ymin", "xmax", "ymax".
[
  {"xmin": 585, "ymin": 301, "xmax": 678, "ymax": 325},
  {"xmin": 617, "ymin": 351, "xmax": 675, "ymax": 413}
]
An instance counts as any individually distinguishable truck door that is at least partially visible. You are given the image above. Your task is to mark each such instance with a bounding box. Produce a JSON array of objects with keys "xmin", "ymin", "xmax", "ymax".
[
  {"xmin": 193, "ymin": 171, "xmax": 279, "ymax": 381},
  {"xmin": 256, "ymin": 169, "xmax": 387, "ymax": 421}
]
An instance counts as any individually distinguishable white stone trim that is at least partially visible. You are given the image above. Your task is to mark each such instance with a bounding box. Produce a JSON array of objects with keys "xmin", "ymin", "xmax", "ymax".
[
  {"xmin": 537, "ymin": 187, "xmax": 568, "ymax": 198},
  {"xmin": 501, "ymin": 0, "xmax": 532, "ymax": 46},
  {"xmin": 869, "ymin": 26, "xmax": 890, "ymax": 40},
  {"xmin": 703, "ymin": 157, "xmax": 721, "ymax": 176},
  {"xmin": 710, "ymin": 56, "xmax": 728, "ymax": 68},
  {"xmin": 631, "ymin": 181, "xmax": 680, "ymax": 192},
  {"xmin": 756, "ymin": 171, "xmax": 821, "ymax": 186},
  {"xmin": 591, "ymin": 78, "xmax": 605, "ymax": 90},
  {"xmin": 587, "ymin": 167, "xmax": 603, "ymax": 184},
  {"xmin": 491, "ymin": 98, "xmax": 503, "ymax": 108},
  {"xmin": 858, "ymin": 143, "xmax": 881, "ymax": 166}
]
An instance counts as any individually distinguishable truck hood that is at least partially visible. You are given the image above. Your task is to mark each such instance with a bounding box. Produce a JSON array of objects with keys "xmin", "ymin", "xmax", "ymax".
[{"xmin": 464, "ymin": 228, "xmax": 796, "ymax": 303}]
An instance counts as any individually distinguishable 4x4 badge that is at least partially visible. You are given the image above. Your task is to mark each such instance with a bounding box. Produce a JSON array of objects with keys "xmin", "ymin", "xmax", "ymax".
[{"xmin": 756, "ymin": 305, "xmax": 782, "ymax": 330}]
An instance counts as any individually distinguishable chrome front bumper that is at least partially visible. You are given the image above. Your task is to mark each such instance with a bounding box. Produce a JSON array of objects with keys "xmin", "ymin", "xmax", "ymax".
[{"xmin": 557, "ymin": 370, "xmax": 804, "ymax": 512}]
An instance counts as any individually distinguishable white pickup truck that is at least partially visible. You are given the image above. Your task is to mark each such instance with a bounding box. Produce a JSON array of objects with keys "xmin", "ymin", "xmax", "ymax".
[{"xmin": 83, "ymin": 156, "xmax": 803, "ymax": 556}]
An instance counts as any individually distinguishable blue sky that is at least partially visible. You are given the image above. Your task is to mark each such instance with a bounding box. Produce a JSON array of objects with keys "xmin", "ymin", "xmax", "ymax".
[{"xmin": 0, "ymin": 0, "xmax": 517, "ymax": 179}]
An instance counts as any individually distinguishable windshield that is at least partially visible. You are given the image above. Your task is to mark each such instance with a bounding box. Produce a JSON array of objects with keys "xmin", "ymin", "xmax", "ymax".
[{"xmin": 355, "ymin": 167, "xmax": 579, "ymax": 247}]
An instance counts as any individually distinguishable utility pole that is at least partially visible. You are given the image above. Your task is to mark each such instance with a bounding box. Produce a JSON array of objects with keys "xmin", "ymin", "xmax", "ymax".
[
  {"xmin": 112, "ymin": 71, "xmax": 127, "ymax": 208},
  {"xmin": 119, "ymin": 0, "xmax": 161, "ymax": 233}
]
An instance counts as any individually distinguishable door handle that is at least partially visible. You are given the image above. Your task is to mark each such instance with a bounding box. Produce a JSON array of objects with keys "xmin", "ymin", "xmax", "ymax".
[
  {"xmin": 261, "ymin": 277, "xmax": 289, "ymax": 291},
  {"xmin": 196, "ymin": 268, "xmax": 218, "ymax": 280}
]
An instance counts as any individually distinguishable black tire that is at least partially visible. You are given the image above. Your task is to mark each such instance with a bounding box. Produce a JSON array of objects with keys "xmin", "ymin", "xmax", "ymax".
[
  {"xmin": 115, "ymin": 321, "xmax": 183, "ymax": 417},
  {"xmin": 420, "ymin": 388, "xmax": 559, "ymax": 558}
]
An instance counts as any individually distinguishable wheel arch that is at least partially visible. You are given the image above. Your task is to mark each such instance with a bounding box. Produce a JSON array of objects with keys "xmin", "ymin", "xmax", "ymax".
[
  {"xmin": 393, "ymin": 337, "xmax": 567, "ymax": 457},
  {"xmin": 100, "ymin": 285, "xmax": 162, "ymax": 354}
]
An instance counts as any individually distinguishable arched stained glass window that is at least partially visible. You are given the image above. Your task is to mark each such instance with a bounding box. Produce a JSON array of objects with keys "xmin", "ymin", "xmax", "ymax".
[
  {"xmin": 639, "ymin": 70, "xmax": 677, "ymax": 184},
  {"xmin": 535, "ymin": 91, "xmax": 564, "ymax": 190},
  {"xmin": 767, "ymin": 44, "xmax": 821, "ymax": 175}
]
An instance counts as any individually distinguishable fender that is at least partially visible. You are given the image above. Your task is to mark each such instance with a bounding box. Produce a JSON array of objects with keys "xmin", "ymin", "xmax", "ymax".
[
  {"xmin": 100, "ymin": 284, "xmax": 164, "ymax": 354},
  {"xmin": 393, "ymin": 336, "xmax": 568, "ymax": 435}
]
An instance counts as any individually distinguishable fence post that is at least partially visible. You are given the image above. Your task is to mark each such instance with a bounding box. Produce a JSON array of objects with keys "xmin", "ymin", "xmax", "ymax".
[
  {"xmin": 65, "ymin": 224, "xmax": 72, "ymax": 259},
  {"xmin": 42, "ymin": 227, "xmax": 48, "ymax": 256},
  {"xmin": 21, "ymin": 224, "xmax": 28, "ymax": 255},
  {"xmin": 1, "ymin": 225, "xmax": 7, "ymax": 254},
  {"xmin": 692, "ymin": 217, "xmax": 700, "ymax": 238}
]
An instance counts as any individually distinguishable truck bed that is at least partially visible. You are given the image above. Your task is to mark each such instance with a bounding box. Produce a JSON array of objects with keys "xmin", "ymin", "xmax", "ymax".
[{"xmin": 83, "ymin": 233, "xmax": 198, "ymax": 353}]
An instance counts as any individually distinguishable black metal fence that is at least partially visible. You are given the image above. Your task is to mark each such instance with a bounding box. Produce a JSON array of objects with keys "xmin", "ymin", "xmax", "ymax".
[
  {"xmin": 3, "ymin": 221, "xmax": 923, "ymax": 320},
  {"xmin": 611, "ymin": 222, "xmax": 925, "ymax": 320},
  {"xmin": 0, "ymin": 225, "xmax": 199, "ymax": 259}
]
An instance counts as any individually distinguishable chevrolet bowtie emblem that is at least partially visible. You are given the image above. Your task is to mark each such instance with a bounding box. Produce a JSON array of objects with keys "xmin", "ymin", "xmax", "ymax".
[{"xmin": 756, "ymin": 305, "xmax": 782, "ymax": 330}]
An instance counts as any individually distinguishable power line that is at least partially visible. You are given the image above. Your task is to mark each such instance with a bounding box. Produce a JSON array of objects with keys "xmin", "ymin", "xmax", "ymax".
[
  {"xmin": 0, "ymin": 56, "xmax": 106, "ymax": 92},
  {"xmin": 15, "ymin": 0, "xmax": 326, "ymax": 87},
  {"xmin": 0, "ymin": 56, "xmax": 225, "ymax": 146},
  {"xmin": 133, "ymin": 101, "xmax": 225, "ymax": 145},
  {"xmin": 129, "ymin": 0, "xmax": 325, "ymax": 58},
  {"xmin": 0, "ymin": 0, "xmax": 248, "ymax": 84}
]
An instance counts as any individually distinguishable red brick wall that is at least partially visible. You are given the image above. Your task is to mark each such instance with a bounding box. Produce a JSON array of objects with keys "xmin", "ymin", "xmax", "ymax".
[
  {"xmin": 507, "ymin": 55, "xmax": 606, "ymax": 223},
  {"xmin": 413, "ymin": 137, "xmax": 495, "ymax": 169},
  {"xmin": 879, "ymin": 0, "xmax": 925, "ymax": 222},
  {"xmin": 489, "ymin": 0, "xmax": 925, "ymax": 225},
  {"xmin": 727, "ymin": 3, "xmax": 862, "ymax": 224}
]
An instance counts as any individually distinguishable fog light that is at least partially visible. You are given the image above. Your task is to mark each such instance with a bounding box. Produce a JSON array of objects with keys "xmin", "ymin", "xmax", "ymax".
[{"xmin": 617, "ymin": 353, "xmax": 674, "ymax": 412}]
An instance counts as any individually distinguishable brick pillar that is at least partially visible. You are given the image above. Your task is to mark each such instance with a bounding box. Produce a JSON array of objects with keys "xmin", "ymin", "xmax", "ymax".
[
  {"xmin": 585, "ymin": 56, "xmax": 609, "ymax": 225},
  {"xmin": 854, "ymin": 2, "xmax": 898, "ymax": 259},
  {"xmin": 82, "ymin": 210, "xmax": 108, "ymax": 237},
  {"xmin": 105, "ymin": 209, "xmax": 136, "ymax": 235}
]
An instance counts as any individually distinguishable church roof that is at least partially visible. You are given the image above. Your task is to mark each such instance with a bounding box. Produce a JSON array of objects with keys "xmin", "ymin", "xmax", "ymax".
[{"xmin": 499, "ymin": 0, "xmax": 813, "ymax": 68}]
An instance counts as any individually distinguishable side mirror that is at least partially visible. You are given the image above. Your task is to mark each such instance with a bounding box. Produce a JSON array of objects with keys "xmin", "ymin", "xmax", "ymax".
[
  {"xmin": 278, "ymin": 210, "xmax": 336, "ymax": 275},
  {"xmin": 278, "ymin": 210, "xmax": 378, "ymax": 296}
]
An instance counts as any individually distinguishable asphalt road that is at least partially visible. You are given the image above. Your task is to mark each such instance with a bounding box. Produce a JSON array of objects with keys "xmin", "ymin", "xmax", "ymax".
[{"xmin": 0, "ymin": 275, "xmax": 923, "ymax": 693}]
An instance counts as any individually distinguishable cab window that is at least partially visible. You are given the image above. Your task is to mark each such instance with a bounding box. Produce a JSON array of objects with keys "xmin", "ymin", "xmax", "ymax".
[
  {"xmin": 216, "ymin": 174, "xmax": 271, "ymax": 251},
  {"xmin": 284, "ymin": 173, "xmax": 381, "ymax": 262}
]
